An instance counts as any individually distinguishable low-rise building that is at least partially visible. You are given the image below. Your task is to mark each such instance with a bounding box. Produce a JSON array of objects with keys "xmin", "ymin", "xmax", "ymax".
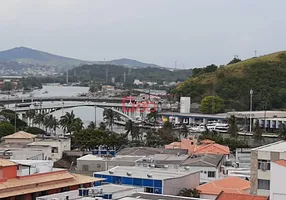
[
  {"xmin": 216, "ymin": 191, "xmax": 269, "ymax": 200},
  {"xmin": 135, "ymin": 154, "xmax": 188, "ymax": 169},
  {"xmin": 250, "ymin": 141, "xmax": 286, "ymax": 196},
  {"xmin": 119, "ymin": 192, "xmax": 209, "ymax": 200},
  {"xmin": 3, "ymin": 131, "xmax": 36, "ymax": 144},
  {"xmin": 36, "ymin": 184, "xmax": 144, "ymax": 200},
  {"xmin": 94, "ymin": 166, "xmax": 200, "ymax": 195},
  {"xmin": 270, "ymin": 159, "xmax": 286, "ymax": 200},
  {"xmin": 196, "ymin": 177, "xmax": 250, "ymax": 200},
  {"xmin": 0, "ymin": 159, "xmax": 102, "ymax": 200},
  {"xmin": 180, "ymin": 154, "xmax": 224, "ymax": 183},
  {"xmin": 28, "ymin": 137, "xmax": 71, "ymax": 161}
]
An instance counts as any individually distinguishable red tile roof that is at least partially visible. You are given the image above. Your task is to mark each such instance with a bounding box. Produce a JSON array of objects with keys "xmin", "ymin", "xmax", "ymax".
[
  {"xmin": 194, "ymin": 143, "xmax": 230, "ymax": 155},
  {"xmin": 274, "ymin": 159, "xmax": 286, "ymax": 167},
  {"xmin": 217, "ymin": 192, "xmax": 269, "ymax": 200},
  {"xmin": 196, "ymin": 177, "xmax": 250, "ymax": 195}
]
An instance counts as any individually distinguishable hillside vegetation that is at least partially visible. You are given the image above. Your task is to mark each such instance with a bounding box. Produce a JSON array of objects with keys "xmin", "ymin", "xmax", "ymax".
[{"xmin": 175, "ymin": 51, "xmax": 286, "ymax": 111}]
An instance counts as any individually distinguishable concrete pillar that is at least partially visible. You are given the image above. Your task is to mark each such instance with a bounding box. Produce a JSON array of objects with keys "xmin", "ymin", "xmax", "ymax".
[{"xmin": 203, "ymin": 118, "xmax": 207, "ymax": 124}]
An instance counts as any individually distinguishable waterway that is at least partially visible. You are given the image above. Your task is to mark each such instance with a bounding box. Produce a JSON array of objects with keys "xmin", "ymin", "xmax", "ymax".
[{"xmin": 2, "ymin": 86, "xmax": 127, "ymax": 133}]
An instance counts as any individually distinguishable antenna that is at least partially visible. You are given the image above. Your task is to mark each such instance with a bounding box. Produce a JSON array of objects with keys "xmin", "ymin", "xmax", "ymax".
[
  {"xmin": 66, "ymin": 70, "xmax": 69, "ymax": 84},
  {"xmin": 175, "ymin": 61, "xmax": 177, "ymax": 69},
  {"xmin": 255, "ymin": 50, "xmax": 257, "ymax": 57}
]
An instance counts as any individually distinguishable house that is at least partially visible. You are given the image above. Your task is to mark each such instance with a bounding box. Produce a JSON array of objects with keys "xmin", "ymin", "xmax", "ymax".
[
  {"xmin": 3, "ymin": 131, "xmax": 36, "ymax": 144},
  {"xmin": 196, "ymin": 176, "xmax": 250, "ymax": 200},
  {"xmin": 119, "ymin": 192, "xmax": 209, "ymax": 200},
  {"xmin": 270, "ymin": 159, "xmax": 286, "ymax": 200},
  {"xmin": 27, "ymin": 137, "xmax": 71, "ymax": 161},
  {"xmin": 0, "ymin": 159, "xmax": 102, "ymax": 200},
  {"xmin": 250, "ymin": 140, "xmax": 286, "ymax": 196},
  {"xmin": 94, "ymin": 166, "xmax": 200, "ymax": 195},
  {"xmin": 216, "ymin": 191, "xmax": 269, "ymax": 200},
  {"xmin": 136, "ymin": 154, "xmax": 188, "ymax": 169},
  {"xmin": 180, "ymin": 154, "xmax": 224, "ymax": 183},
  {"xmin": 165, "ymin": 138, "xmax": 230, "ymax": 156}
]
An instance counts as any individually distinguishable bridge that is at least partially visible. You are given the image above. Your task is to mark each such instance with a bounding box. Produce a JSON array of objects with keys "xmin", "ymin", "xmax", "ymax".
[
  {"xmin": 0, "ymin": 96, "xmax": 124, "ymax": 104},
  {"xmin": 13, "ymin": 101, "xmax": 155, "ymax": 122}
]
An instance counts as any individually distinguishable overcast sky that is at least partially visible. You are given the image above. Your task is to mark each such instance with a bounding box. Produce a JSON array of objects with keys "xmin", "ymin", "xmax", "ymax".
[{"xmin": 0, "ymin": 0, "xmax": 286, "ymax": 68}]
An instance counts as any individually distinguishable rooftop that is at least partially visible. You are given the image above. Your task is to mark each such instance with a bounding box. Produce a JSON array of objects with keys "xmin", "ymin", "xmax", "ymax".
[
  {"xmin": 77, "ymin": 154, "xmax": 144, "ymax": 162},
  {"xmin": 37, "ymin": 184, "xmax": 144, "ymax": 200},
  {"xmin": 120, "ymin": 192, "xmax": 209, "ymax": 200},
  {"xmin": 194, "ymin": 143, "xmax": 230, "ymax": 155},
  {"xmin": 95, "ymin": 166, "xmax": 199, "ymax": 180},
  {"xmin": 0, "ymin": 159, "xmax": 17, "ymax": 167},
  {"xmin": 274, "ymin": 159, "xmax": 286, "ymax": 167},
  {"xmin": 0, "ymin": 170, "xmax": 102, "ymax": 198},
  {"xmin": 3, "ymin": 131, "xmax": 36, "ymax": 139},
  {"xmin": 117, "ymin": 147, "xmax": 164, "ymax": 156},
  {"xmin": 216, "ymin": 192, "xmax": 269, "ymax": 200},
  {"xmin": 252, "ymin": 140, "xmax": 286, "ymax": 152},
  {"xmin": 136, "ymin": 154, "xmax": 188, "ymax": 165},
  {"xmin": 181, "ymin": 154, "xmax": 224, "ymax": 167},
  {"xmin": 196, "ymin": 177, "xmax": 250, "ymax": 195}
]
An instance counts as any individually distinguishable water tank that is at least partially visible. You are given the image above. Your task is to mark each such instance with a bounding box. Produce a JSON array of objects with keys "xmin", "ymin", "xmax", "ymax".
[{"xmin": 180, "ymin": 97, "xmax": 191, "ymax": 113}]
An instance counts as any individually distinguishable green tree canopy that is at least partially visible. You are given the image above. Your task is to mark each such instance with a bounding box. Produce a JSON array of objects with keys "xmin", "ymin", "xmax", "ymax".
[
  {"xmin": 201, "ymin": 96, "xmax": 224, "ymax": 114},
  {"xmin": 0, "ymin": 122, "xmax": 15, "ymax": 138}
]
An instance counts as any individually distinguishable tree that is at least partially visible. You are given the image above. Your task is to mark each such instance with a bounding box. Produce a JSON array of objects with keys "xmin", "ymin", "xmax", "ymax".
[
  {"xmin": 0, "ymin": 122, "xmax": 15, "ymax": 138},
  {"xmin": 25, "ymin": 110, "xmax": 36, "ymax": 126},
  {"xmin": 99, "ymin": 122, "xmax": 106, "ymax": 130},
  {"xmin": 227, "ymin": 57, "xmax": 241, "ymax": 65},
  {"xmin": 279, "ymin": 122, "xmax": 286, "ymax": 140},
  {"xmin": 88, "ymin": 121, "xmax": 96, "ymax": 129},
  {"xmin": 2, "ymin": 82, "xmax": 13, "ymax": 91},
  {"xmin": 178, "ymin": 188, "xmax": 200, "ymax": 198},
  {"xmin": 201, "ymin": 96, "xmax": 224, "ymax": 114},
  {"xmin": 253, "ymin": 120, "xmax": 263, "ymax": 144},
  {"xmin": 147, "ymin": 108, "xmax": 158, "ymax": 126},
  {"xmin": 228, "ymin": 115, "xmax": 238, "ymax": 139},
  {"xmin": 33, "ymin": 113, "xmax": 46, "ymax": 129},
  {"xmin": 180, "ymin": 124, "xmax": 189, "ymax": 138},
  {"xmin": 103, "ymin": 109, "xmax": 115, "ymax": 132},
  {"xmin": 25, "ymin": 127, "xmax": 45, "ymax": 135},
  {"xmin": 59, "ymin": 111, "xmax": 77, "ymax": 134}
]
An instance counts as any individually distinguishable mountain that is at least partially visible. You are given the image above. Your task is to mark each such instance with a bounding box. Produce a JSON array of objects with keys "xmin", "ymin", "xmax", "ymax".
[
  {"xmin": 174, "ymin": 51, "xmax": 286, "ymax": 111},
  {"xmin": 0, "ymin": 47, "xmax": 163, "ymax": 70},
  {"xmin": 0, "ymin": 47, "xmax": 90, "ymax": 68},
  {"xmin": 104, "ymin": 58, "xmax": 162, "ymax": 68}
]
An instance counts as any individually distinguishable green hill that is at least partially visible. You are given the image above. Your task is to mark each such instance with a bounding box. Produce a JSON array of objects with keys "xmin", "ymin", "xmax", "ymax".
[{"xmin": 175, "ymin": 51, "xmax": 286, "ymax": 111}]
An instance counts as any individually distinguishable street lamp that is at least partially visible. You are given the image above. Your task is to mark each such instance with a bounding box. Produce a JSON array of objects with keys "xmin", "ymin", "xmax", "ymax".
[{"xmin": 250, "ymin": 89, "xmax": 253, "ymax": 133}]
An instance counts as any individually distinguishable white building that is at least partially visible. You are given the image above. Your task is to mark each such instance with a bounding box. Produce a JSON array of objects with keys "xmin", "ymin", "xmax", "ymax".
[
  {"xmin": 270, "ymin": 160, "xmax": 286, "ymax": 200},
  {"xmin": 28, "ymin": 137, "xmax": 71, "ymax": 161},
  {"xmin": 250, "ymin": 140, "xmax": 286, "ymax": 196},
  {"xmin": 180, "ymin": 154, "xmax": 224, "ymax": 183},
  {"xmin": 11, "ymin": 160, "xmax": 54, "ymax": 176}
]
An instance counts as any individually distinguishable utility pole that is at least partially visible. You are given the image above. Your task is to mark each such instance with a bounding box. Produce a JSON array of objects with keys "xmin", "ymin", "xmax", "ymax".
[
  {"xmin": 255, "ymin": 50, "xmax": 257, "ymax": 57},
  {"xmin": 14, "ymin": 105, "xmax": 16, "ymax": 132},
  {"xmin": 66, "ymin": 70, "xmax": 69, "ymax": 84},
  {"xmin": 94, "ymin": 105, "xmax": 97, "ymax": 128},
  {"xmin": 175, "ymin": 61, "xmax": 177, "ymax": 69},
  {"xmin": 123, "ymin": 72, "xmax": 126, "ymax": 83},
  {"xmin": 250, "ymin": 89, "xmax": 253, "ymax": 133},
  {"xmin": 106, "ymin": 67, "xmax": 108, "ymax": 83}
]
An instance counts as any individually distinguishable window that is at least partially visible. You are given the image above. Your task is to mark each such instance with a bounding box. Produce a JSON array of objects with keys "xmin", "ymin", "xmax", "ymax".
[
  {"xmin": 39, "ymin": 191, "xmax": 48, "ymax": 196},
  {"xmin": 258, "ymin": 179, "xmax": 270, "ymax": 190},
  {"xmin": 258, "ymin": 160, "xmax": 270, "ymax": 170},
  {"xmin": 51, "ymin": 147, "xmax": 58, "ymax": 153},
  {"xmin": 61, "ymin": 187, "xmax": 69, "ymax": 192},
  {"xmin": 15, "ymin": 196, "xmax": 25, "ymax": 200},
  {"xmin": 82, "ymin": 165, "xmax": 89, "ymax": 171},
  {"xmin": 145, "ymin": 187, "xmax": 154, "ymax": 193},
  {"xmin": 207, "ymin": 171, "xmax": 216, "ymax": 178}
]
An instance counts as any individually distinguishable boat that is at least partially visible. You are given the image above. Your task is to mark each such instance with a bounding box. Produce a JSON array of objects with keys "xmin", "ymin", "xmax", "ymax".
[
  {"xmin": 42, "ymin": 90, "xmax": 48, "ymax": 94},
  {"xmin": 189, "ymin": 123, "xmax": 206, "ymax": 133},
  {"xmin": 77, "ymin": 93, "xmax": 88, "ymax": 97},
  {"xmin": 214, "ymin": 122, "xmax": 229, "ymax": 133},
  {"xmin": 16, "ymin": 103, "xmax": 32, "ymax": 108}
]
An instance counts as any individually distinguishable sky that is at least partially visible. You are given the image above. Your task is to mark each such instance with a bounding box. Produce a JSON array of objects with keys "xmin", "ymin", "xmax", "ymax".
[{"xmin": 1, "ymin": 0, "xmax": 286, "ymax": 68}]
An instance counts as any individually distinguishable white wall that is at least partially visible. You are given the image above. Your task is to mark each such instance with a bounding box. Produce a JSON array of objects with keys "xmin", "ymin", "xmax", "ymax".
[
  {"xmin": 270, "ymin": 162, "xmax": 286, "ymax": 200},
  {"xmin": 163, "ymin": 172, "xmax": 200, "ymax": 195},
  {"xmin": 77, "ymin": 160, "xmax": 108, "ymax": 172},
  {"xmin": 180, "ymin": 166, "xmax": 219, "ymax": 183},
  {"xmin": 200, "ymin": 194, "xmax": 216, "ymax": 200}
]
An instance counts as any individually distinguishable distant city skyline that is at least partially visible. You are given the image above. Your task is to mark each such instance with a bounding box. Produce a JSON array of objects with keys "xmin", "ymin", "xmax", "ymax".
[{"xmin": 1, "ymin": 0, "xmax": 286, "ymax": 68}]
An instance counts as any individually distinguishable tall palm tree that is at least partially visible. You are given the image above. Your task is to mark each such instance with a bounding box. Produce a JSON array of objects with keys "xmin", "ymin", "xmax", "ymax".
[
  {"xmin": 33, "ymin": 112, "xmax": 46, "ymax": 129},
  {"xmin": 71, "ymin": 117, "xmax": 84, "ymax": 133},
  {"xmin": 279, "ymin": 122, "xmax": 286, "ymax": 140},
  {"xmin": 124, "ymin": 120, "xmax": 141, "ymax": 140},
  {"xmin": 181, "ymin": 124, "xmax": 189, "ymax": 138},
  {"xmin": 178, "ymin": 188, "xmax": 200, "ymax": 198},
  {"xmin": 59, "ymin": 111, "xmax": 76, "ymax": 134},
  {"xmin": 51, "ymin": 116, "xmax": 60, "ymax": 135},
  {"xmin": 228, "ymin": 115, "xmax": 238, "ymax": 139},
  {"xmin": 103, "ymin": 109, "xmax": 115, "ymax": 132},
  {"xmin": 253, "ymin": 120, "xmax": 263, "ymax": 144},
  {"xmin": 25, "ymin": 110, "xmax": 36, "ymax": 126}
]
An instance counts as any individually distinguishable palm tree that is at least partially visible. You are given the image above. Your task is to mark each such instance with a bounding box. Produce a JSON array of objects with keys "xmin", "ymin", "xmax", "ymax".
[
  {"xmin": 88, "ymin": 121, "xmax": 96, "ymax": 129},
  {"xmin": 25, "ymin": 110, "xmax": 36, "ymax": 126},
  {"xmin": 178, "ymin": 188, "xmax": 200, "ymax": 198},
  {"xmin": 228, "ymin": 115, "xmax": 238, "ymax": 139},
  {"xmin": 147, "ymin": 108, "xmax": 158, "ymax": 126},
  {"xmin": 279, "ymin": 122, "xmax": 286, "ymax": 140},
  {"xmin": 59, "ymin": 111, "xmax": 76, "ymax": 134},
  {"xmin": 180, "ymin": 124, "xmax": 189, "ymax": 138},
  {"xmin": 71, "ymin": 117, "xmax": 84, "ymax": 133},
  {"xmin": 124, "ymin": 120, "xmax": 141, "ymax": 140},
  {"xmin": 51, "ymin": 116, "xmax": 60, "ymax": 135},
  {"xmin": 103, "ymin": 109, "xmax": 115, "ymax": 132},
  {"xmin": 99, "ymin": 122, "xmax": 106, "ymax": 130},
  {"xmin": 33, "ymin": 113, "xmax": 46, "ymax": 129}
]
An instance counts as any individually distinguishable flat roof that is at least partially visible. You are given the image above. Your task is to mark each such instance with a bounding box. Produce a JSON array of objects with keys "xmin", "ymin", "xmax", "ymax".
[
  {"xmin": 159, "ymin": 112, "xmax": 227, "ymax": 119},
  {"xmin": 95, "ymin": 166, "xmax": 199, "ymax": 180},
  {"xmin": 121, "ymin": 192, "xmax": 208, "ymax": 200},
  {"xmin": 252, "ymin": 140, "xmax": 286, "ymax": 152},
  {"xmin": 37, "ymin": 184, "xmax": 144, "ymax": 200}
]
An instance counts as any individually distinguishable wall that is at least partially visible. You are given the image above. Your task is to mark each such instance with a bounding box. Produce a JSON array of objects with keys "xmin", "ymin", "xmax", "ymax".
[
  {"xmin": 2, "ymin": 165, "xmax": 17, "ymax": 179},
  {"xmin": 179, "ymin": 166, "xmax": 219, "ymax": 183},
  {"xmin": 270, "ymin": 162, "xmax": 286, "ymax": 200},
  {"xmin": 200, "ymin": 194, "xmax": 216, "ymax": 200},
  {"xmin": 9, "ymin": 147, "xmax": 52, "ymax": 160},
  {"xmin": 77, "ymin": 159, "xmax": 108, "ymax": 172},
  {"xmin": 4, "ymin": 138, "xmax": 34, "ymax": 144},
  {"xmin": 163, "ymin": 172, "xmax": 200, "ymax": 195}
]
